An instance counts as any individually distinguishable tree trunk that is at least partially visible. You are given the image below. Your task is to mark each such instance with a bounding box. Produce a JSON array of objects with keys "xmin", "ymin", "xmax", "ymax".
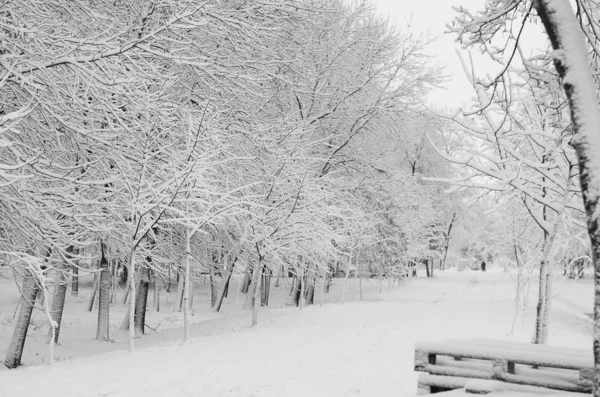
[
  {"xmin": 289, "ymin": 275, "xmax": 296, "ymax": 296},
  {"xmin": 215, "ymin": 256, "xmax": 236, "ymax": 312},
  {"xmin": 183, "ymin": 227, "xmax": 191, "ymax": 342},
  {"xmin": 425, "ymin": 259, "xmax": 431, "ymax": 278},
  {"xmin": 175, "ymin": 263, "xmax": 184, "ymax": 311},
  {"xmin": 241, "ymin": 266, "xmax": 253, "ymax": 294},
  {"xmin": 441, "ymin": 213, "xmax": 456, "ymax": 271},
  {"xmin": 71, "ymin": 264, "xmax": 79, "ymax": 296},
  {"xmin": 47, "ymin": 264, "xmax": 68, "ymax": 344},
  {"xmin": 320, "ymin": 271, "xmax": 325, "ymax": 307},
  {"xmin": 166, "ymin": 265, "xmax": 171, "ymax": 293},
  {"xmin": 153, "ymin": 272, "xmax": 162, "ymax": 312},
  {"xmin": 532, "ymin": 2, "xmax": 600, "ymax": 393},
  {"xmin": 87, "ymin": 271, "xmax": 99, "ymax": 312},
  {"xmin": 325, "ymin": 266, "xmax": 332, "ymax": 293},
  {"xmin": 134, "ymin": 264, "xmax": 150, "ymax": 336},
  {"xmin": 96, "ymin": 242, "xmax": 111, "ymax": 341},
  {"xmin": 299, "ymin": 273, "xmax": 305, "ymax": 310},
  {"xmin": 532, "ymin": 171, "xmax": 572, "ymax": 344},
  {"xmin": 5, "ymin": 270, "xmax": 39, "ymax": 369},
  {"xmin": 110, "ymin": 260, "xmax": 118, "ymax": 304},
  {"xmin": 189, "ymin": 277, "xmax": 195, "ymax": 312},
  {"xmin": 127, "ymin": 249, "xmax": 136, "ymax": 352},
  {"xmin": 243, "ymin": 260, "xmax": 262, "ymax": 310},
  {"xmin": 306, "ymin": 276, "xmax": 315, "ymax": 305},
  {"xmin": 275, "ymin": 265, "xmax": 282, "ymax": 288},
  {"xmin": 261, "ymin": 266, "xmax": 271, "ymax": 306},
  {"xmin": 208, "ymin": 265, "xmax": 218, "ymax": 308},
  {"xmin": 251, "ymin": 259, "xmax": 264, "ymax": 327},
  {"xmin": 287, "ymin": 275, "xmax": 301, "ymax": 307}
]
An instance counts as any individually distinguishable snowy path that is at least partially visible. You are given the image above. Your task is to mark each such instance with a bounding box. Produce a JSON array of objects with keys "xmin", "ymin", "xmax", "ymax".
[{"xmin": 0, "ymin": 271, "xmax": 592, "ymax": 397}]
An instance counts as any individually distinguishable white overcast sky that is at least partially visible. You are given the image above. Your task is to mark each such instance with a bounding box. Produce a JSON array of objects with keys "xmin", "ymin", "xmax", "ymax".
[
  {"xmin": 373, "ymin": 0, "xmax": 548, "ymax": 112},
  {"xmin": 373, "ymin": 0, "xmax": 486, "ymax": 110}
]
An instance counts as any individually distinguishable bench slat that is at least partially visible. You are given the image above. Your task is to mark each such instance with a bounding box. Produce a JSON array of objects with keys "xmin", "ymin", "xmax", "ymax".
[{"xmin": 415, "ymin": 341, "xmax": 592, "ymax": 370}]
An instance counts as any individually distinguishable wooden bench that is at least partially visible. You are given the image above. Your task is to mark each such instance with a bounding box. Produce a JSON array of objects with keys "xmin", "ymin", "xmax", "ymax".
[{"xmin": 414, "ymin": 339, "xmax": 593, "ymax": 395}]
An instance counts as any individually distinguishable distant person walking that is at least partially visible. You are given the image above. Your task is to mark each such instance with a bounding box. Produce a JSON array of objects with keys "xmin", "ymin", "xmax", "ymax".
[{"xmin": 481, "ymin": 261, "xmax": 486, "ymax": 272}]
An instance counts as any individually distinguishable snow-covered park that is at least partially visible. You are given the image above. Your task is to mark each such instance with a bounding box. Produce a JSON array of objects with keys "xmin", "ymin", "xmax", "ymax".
[
  {"xmin": 0, "ymin": 267, "xmax": 593, "ymax": 396},
  {"xmin": 3, "ymin": 0, "xmax": 600, "ymax": 396}
]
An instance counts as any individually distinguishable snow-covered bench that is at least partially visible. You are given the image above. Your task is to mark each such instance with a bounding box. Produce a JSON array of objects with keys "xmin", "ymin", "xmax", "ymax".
[{"xmin": 414, "ymin": 339, "xmax": 593, "ymax": 394}]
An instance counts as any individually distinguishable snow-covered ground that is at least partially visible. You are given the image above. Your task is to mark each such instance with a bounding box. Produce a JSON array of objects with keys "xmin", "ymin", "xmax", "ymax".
[{"xmin": 0, "ymin": 267, "xmax": 593, "ymax": 397}]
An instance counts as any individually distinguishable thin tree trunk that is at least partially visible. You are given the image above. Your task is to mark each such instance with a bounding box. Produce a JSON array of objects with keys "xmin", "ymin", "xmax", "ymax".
[
  {"xmin": 153, "ymin": 272, "xmax": 162, "ymax": 312},
  {"xmin": 261, "ymin": 266, "xmax": 271, "ymax": 306},
  {"xmin": 275, "ymin": 265, "xmax": 282, "ymax": 288},
  {"xmin": 289, "ymin": 275, "xmax": 296, "ymax": 296},
  {"xmin": 183, "ymin": 227, "xmax": 191, "ymax": 342},
  {"xmin": 243, "ymin": 259, "xmax": 262, "ymax": 310},
  {"xmin": 189, "ymin": 277, "xmax": 195, "ymax": 312},
  {"xmin": 208, "ymin": 265, "xmax": 218, "ymax": 308},
  {"xmin": 110, "ymin": 260, "xmax": 118, "ymax": 304},
  {"xmin": 127, "ymin": 249, "xmax": 136, "ymax": 352},
  {"xmin": 320, "ymin": 271, "xmax": 325, "ymax": 307},
  {"xmin": 47, "ymin": 257, "xmax": 68, "ymax": 344},
  {"xmin": 87, "ymin": 272, "xmax": 99, "ymax": 312},
  {"xmin": 215, "ymin": 256, "xmax": 235, "ymax": 312},
  {"xmin": 299, "ymin": 273, "xmax": 305, "ymax": 310},
  {"xmin": 241, "ymin": 266, "xmax": 252, "ymax": 294},
  {"xmin": 96, "ymin": 242, "xmax": 110, "ymax": 341},
  {"xmin": 287, "ymin": 275, "xmax": 301, "ymax": 307},
  {"xmin": 134, "ymin": 264, "xmax": 150, "ymax": 336},
  {"xmin": 251, "ymin": 259, "xmax": 264, "ymax": 327},
  {"xmin": 71, "ymin": 264, "xmax": 79, "ymax": 296},
  {"xmin": 342, "ymin": 254, "xmax": 352, "ymax": 305},
  {"xmin": 122, "ymin": 281, "xmax": 130, "ymax": 304},
  {"xmin": 175, "ymin": 263, "xmax": 184, "ymax": 312},
  {"xmin": 5, "ymin": 270, "xmax": 39, "ymax": 369},
  {"xmin": 441, "ymin": 213, "xmax": 456, "ymax": 271},
  {"xmin": 306, "ymin": 276, "xmax": 315, "ymax": 305},
  {"xmin": 166, "ymin": 265, "xmax": 171, "ymax": 293},
  {"xmin": 533, "ymin": 171, "xmax": 572, "ymax": 344}
]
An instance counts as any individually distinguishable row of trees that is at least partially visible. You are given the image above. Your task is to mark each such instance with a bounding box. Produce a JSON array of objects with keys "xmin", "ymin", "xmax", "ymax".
[{"xmin": 0, "ymin": 0, "xmax": 450, "ymax": 368}]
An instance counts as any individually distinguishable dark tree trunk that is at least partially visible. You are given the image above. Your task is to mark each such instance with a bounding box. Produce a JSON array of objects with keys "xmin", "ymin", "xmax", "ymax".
[
  {"xmin": 48, "ymin": 270, "xmax": 67, "ymax": 344},
  {"xmin": 425, "ymin": 259, "xmax": 431, "ymax": 278},
  {"xmin": 71, "ymin": 264, "xmax": 79, "ymax": 296},
  {"xmin": 48, "ymin": 246, "xmax": 73, "ymax": 344},
  {"xmin": 134, "ymin": 265, "xmax": 150, "ymax": 336},
  {"xmin": 208, "ymin": 266, "xmax": 218, "ymax": 308},
  {"xmin": 287, "ymin": 275, "xmax": 301, "ymax": 307},
  {"xmin": 175, "ymin": 264, "xmax": 184, "ymax": 311},
  {"xmin": 260, "ymin": 267, "xmax": 271, "ymax": 306},
  {"xmin": 5, "ymin": 270, "xmax": 39, "ymax": 368},
  {"xmin": 96, "ymin": 242, "xmax": 111, "ymax": 341},
  {"xmin": 306, "ymin": 276, "xmax": 315, "ymax": 305},
  {"xmin": 241, "ymin": 266, "xmax": 253, "ymax": 294},
  {"xmin": 325, "ymin": 266, "xmax": 332, "ymax": 293},
  {"xmin": 243, "ymin": 261, "xmax": 261, "ymax": 310},
  {"xmin": 289, "ymin": 275, "xmax": 296, "ymax": 296},
  {"xmin": 166, "ymin": 265, "xmax": 171, "ymax": 293},
  {"xmin": 87, "ymin": 271, "xmax": 99, "ymax": 312},
  {"xmin": 214, "ymin": 257, "xmax": 236, "ymax": 312},
  {"xmin": 275, "ymin": 265, "xmax": 282, "ymax": 288}
]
